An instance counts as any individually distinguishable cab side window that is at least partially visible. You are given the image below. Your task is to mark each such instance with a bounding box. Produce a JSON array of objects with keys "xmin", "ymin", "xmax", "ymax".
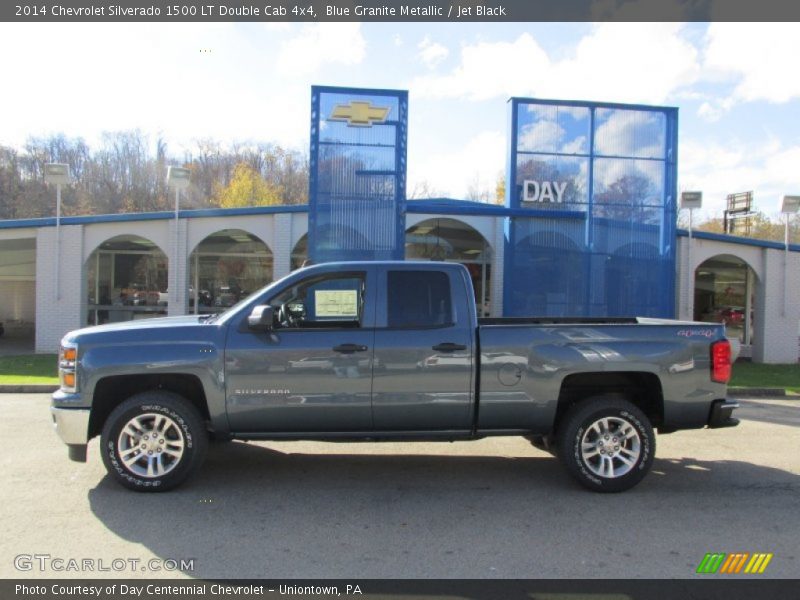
[
  {"xmin": 269, "ymin": 273, "xmax": 365, "ymax": 329},
  {"xmin": 387, "ymin": 271, "xmax": 452, "ymax": 328}
]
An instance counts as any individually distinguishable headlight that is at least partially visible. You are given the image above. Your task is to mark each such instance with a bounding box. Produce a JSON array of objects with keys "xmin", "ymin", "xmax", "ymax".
[{"xmin": 59, "ymin": 343, "xmax": 78, "ymax": 393}]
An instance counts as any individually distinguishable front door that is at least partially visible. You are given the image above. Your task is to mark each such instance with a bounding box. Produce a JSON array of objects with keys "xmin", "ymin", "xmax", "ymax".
[{"xmin": 225, "ymin": 268, "xmax": 376, "ymax": 432}]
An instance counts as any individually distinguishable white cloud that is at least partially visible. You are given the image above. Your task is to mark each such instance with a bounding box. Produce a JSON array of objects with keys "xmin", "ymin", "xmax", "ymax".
[
  {"xmin": 594, "ymin": 155, "xmax": 663, "ymax": 192},
  {"xmin": 262, "ymin": 22, "xmax": 292, "ymax": 33},
  {"xmin": 697, "ymin": 102, "xmax": 723, "ymax": 122},
  {"xmin": 411, "ymin": 33, "xmax": 550, "ymax": 101},
  {"xmin": 697, "ymin": 23, "xmax": 800, "ymax": 118},
  {"xmin": 704, "ymin": 23, "xmax": 800, "ymax": 104},
  {"xmin": 519, "ymin": 105, "xmax": 590, "ymax": 154},
  {"xmin": 408, "ymin": 130, "xmax": 505, "ymax": 198},
  {"xmin": 518, "ymin": 120, "xmax": 566, "ymax": 152},
  {"xmin": 593, "ymin": 110, "xmax": 664, "ymax": 158},
  {"xmin": 411, "ymin": 25, "xmax": 699, "ymax": 105},
  {"xmin": 276, "ymin": 23, "xmax": 365, "ymax": 76},
  {"xmin": 679, "ymin": 137, "xmax": 798, "ymax": 217},
  {"xmin": 526, "ymin": 104, "xmax": 587, "ymax": 120},
  {"xmin": 563, "ymin": 136, "xmax": 588, "ymax": 154},
  {"xmin": 550, "ymin": 24, "xmax": 699, "ymax": 104},
  {"xmin": 417, "ymin": 36, "xmax": 449, "ymax": 69},
  {"xmin": 0, "ymin": 23, "xmax": 310, "ymax": 152}
]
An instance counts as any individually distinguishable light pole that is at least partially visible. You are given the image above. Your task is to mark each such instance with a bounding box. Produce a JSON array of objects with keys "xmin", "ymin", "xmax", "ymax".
[
  {"xmin": 680, "ymin": 191, "xmax": 703, "ymax": 320},
  {"xmin": 780, "ymin": 195, "xmax": 799, "ymax": 317},
  {"xmin": 166, "ymin": 166, "xmax": 191, "ymax": 312},
  {"xmin": 44, "ymin": 163, "xmax": 71, "ymax": 301}
]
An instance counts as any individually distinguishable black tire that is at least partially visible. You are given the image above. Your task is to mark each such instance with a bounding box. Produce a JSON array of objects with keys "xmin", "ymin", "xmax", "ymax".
[
  {"xmin": 100, "ymin": 391, "xmax": 208, "ymax": 492},
  {"xmin": 557, "ymin": 396, "xmax": 655, "ymax": 493}
]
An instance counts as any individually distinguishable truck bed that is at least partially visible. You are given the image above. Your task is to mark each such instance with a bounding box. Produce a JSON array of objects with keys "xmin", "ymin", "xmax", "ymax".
[{"xmin": 475, "ymin": 319, "xmax": 727, "ymax": 432}]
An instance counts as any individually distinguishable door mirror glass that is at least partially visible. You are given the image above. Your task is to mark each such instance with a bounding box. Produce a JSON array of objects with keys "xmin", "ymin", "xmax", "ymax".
[{"xmin": 247, "ymin": 305, "xmax": 274, "ymax": 330}]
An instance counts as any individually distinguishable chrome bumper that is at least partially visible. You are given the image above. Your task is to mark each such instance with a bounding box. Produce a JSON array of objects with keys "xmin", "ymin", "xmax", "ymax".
[{"xmin": 51, "ymin": 406, "xmax": 90, "ymax": 445}]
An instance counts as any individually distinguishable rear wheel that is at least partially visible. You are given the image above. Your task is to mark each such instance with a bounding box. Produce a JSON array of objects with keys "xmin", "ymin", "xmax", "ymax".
[
  {"xmin": 557, "ymin": 396, "xmax": 654, "ymax": 493},
  {"xmin": 100, "ymin": 391, "xmax": 208, "ymax": 492}
]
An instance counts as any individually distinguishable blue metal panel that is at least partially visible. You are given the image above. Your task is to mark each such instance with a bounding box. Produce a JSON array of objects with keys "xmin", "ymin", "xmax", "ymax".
[
  {"xmin": 504, "ymin": 98, "xmax": 678, "ymax": 318},
  {"xmin": 308, "ymin": 85, "xmax": 408, "ymax": 263}
]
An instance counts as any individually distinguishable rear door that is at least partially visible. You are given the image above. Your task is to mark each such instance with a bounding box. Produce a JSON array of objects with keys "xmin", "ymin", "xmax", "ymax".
[{"xmin": 371, "ymin": 266, "xmax": 475, "ymax": 430}]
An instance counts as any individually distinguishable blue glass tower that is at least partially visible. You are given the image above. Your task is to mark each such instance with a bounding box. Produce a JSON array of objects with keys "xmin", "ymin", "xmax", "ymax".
[
  {"xmin": 308, "ymin": 86, "xmax": 408, "ymax": 263},
  {"xmin": 504, "ymin": 98, "xmax": 678, "ymax": 318}
]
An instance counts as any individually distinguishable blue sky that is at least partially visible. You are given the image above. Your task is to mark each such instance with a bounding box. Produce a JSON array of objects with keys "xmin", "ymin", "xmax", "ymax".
[{"xmin": 1, "ymin": 21, "xmax": 799, "ymax": 218}]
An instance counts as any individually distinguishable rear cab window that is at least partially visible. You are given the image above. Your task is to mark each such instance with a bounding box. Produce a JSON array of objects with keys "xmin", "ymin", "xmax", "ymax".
[{"xmin": 387, "ymin": 270, "xmax": 452, "ymax": 328}]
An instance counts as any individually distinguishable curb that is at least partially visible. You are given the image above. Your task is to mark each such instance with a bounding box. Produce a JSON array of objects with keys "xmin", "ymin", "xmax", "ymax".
[
  {"xmin": 728, "ymin": 387, "xmax": 796, "ymax": 399},
  {"xmin": 0, "ymin": 384, "xmax": 59, "ymax": 394}
]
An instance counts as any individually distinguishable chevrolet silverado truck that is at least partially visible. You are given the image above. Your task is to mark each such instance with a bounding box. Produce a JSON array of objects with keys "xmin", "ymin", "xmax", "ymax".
[{"xmin": 51, "ymin": 261, "xmax": 738, "ymax": 493}]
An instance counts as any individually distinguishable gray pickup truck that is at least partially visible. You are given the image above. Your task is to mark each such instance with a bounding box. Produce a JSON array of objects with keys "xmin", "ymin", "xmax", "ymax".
[{"xmin": 51, "ymin": 261, "xmax": 738, "ymax": 493}]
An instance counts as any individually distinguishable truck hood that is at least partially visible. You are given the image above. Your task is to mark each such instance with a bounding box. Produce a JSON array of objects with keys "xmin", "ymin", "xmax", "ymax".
[{"xmin": 62, "ymin": 315, "xmax": 218, "ymax": 346}]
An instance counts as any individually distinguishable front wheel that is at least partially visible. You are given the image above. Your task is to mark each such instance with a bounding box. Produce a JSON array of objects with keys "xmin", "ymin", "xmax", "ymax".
[
  {"xmin": 101, "ymin": 391, "xmax": 208, "ymax": 492},
  {"xmin": 557, "ymin": 397, "xmax": 655, "ymax": 493}
]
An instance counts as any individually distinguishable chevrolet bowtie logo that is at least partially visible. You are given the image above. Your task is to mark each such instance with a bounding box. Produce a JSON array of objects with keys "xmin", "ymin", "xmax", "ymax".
[{"xmin": 329, "ymin": 101, "xmax": 390, "ymax": 127}]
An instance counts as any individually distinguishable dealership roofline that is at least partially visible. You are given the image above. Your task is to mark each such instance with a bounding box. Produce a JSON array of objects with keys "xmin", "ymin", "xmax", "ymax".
[
  {"xmin": 1, "ymin": 201, "xmax": 797, "ymax": 252},
  {"xmin": 0, "ymin": 204, "xmax": 310, "ymax": 229},
  {"xmin": 676, "ymin": 228, "xmax": 800, "ymax": 253}
]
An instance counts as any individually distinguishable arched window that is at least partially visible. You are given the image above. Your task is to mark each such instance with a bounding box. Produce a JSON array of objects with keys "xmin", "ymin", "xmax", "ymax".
[
  {"xmin": 405, "ymin": 218, "xmax": 493, "ymax": 317},
  {"xmin": 695, "ymin": 255, "xmax": 756, "ymax": 345},
  {"xmin": 86, "ymin": 235, "xmax": 168, "ymax": 325},
  {"xmin": 291, "ymin": 234, "xmax": 308, "ymax": 271},
  {"xmin": 188, "ymin": 229, "xmax": 273, "ymax": 314}
]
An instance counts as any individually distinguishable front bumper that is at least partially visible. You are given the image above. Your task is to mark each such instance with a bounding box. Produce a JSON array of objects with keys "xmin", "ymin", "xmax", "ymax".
[
  {"xmin": 51, "ymin": 407, "xmax": 90, "ymax": 462},
  {"xmin": 707, "ymin": 398, "xmax": 740, "ymax": 429}
]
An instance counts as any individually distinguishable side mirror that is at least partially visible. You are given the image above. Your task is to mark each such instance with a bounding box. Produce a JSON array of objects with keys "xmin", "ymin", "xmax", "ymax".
[{"xmin": 247, "ymin": 305, "xmax": 274, "ymax": 330}]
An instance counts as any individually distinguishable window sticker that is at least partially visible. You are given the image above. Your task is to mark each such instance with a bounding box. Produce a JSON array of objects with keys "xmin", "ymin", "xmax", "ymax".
[{"xmin": 315, "ymin": 290, "xmax": 359, "ymax": 318}]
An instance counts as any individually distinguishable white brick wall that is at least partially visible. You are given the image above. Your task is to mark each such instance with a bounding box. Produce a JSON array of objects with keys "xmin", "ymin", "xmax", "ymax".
[
  {"xmin": 675, "ymin": 237, "xmax": 695, "ymax": 321},
  {"xmin": 676, "ymin": 235, "xmax": 800, "ymax": 364},
  {"xmin": 35, "ymin": 225, "xmax": 84, "ymax": 353},
  {"xmin": 272, "ymin": 213, "xmax": 292, "ymax": 280},
  {"xmin": 168, "ymin": 218, "xmax": 189, "ymax": 316},
  {"xmin": 491, "ymin": 218, "xmax": 505, "ymax": 317},
  {"xmin": 752, "ymin": 249, "xmax": 800, "ymax": 363}
]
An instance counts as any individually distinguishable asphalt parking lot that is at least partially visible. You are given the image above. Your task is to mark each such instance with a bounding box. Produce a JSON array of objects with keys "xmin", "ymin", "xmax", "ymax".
[{"xmin": 1, "ymin": 394, "xmax": 798, "ymax": 579}]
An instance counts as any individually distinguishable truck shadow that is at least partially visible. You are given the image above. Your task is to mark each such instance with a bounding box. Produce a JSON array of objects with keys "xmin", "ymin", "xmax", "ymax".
[
  {"xmin": 88, "ymin": 441, "xmax": 800, "ymax": 579},
  {"xmin": 736, "ymin": 399, "xmax": 800, "ymax": 428}
]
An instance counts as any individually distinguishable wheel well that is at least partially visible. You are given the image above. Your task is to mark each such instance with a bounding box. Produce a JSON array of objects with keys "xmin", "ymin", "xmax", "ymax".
[
  {"xmin": 555, "ymin": 372, "xmax": 664, "ymax": 430},
  {"xmin": 88, "ymin": 374, "xmax": 210, "ymax": 439}
]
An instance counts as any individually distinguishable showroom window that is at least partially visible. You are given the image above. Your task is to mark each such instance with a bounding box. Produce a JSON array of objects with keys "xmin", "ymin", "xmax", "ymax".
[
  {"xmin": 694, "ymin": 255, "xmax": 755, "ymax": 345},
  {"xmin": 405, "ymin": 218, "xmax": 492, "ymax": 317},
  {"xmin": 86, "ymin": 235, "xmax": 168, "ymax": 325},
  {"xmin": 189, "ymin": 229, "xmax": 273, "ymax": 314}
]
